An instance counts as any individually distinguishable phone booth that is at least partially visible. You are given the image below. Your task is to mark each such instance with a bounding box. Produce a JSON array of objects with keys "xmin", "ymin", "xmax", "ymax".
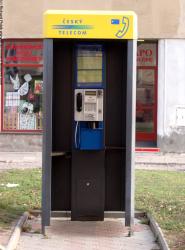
[{"xmin": 42, "ymin": 10, "xmax": 137, "ymax": 233}]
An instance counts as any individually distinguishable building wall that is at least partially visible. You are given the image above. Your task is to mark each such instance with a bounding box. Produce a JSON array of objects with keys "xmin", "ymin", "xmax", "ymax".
[
  {"xmin": 2, "ymin": 1, "xmax": 185, "ymax": 152},
  {"xmin": 0, "ymin": 134, "xmax": 42, "ymax": 151},
  {"xmin": 158, "ymin": 39, "xmax": 185, "ymax": 152},
  {"xmin": 3, "ymin": 0, "xmax": 185, "ymax": 39}
]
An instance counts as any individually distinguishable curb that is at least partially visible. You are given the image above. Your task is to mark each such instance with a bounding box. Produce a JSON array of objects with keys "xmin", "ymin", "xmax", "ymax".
[
  {"xmin": 147, "ymin": 213, "xmax": 170, "ymax": 250},
  {"xmin": 5, "ymin": 212, "xmax": 29, "ymax": 250}
]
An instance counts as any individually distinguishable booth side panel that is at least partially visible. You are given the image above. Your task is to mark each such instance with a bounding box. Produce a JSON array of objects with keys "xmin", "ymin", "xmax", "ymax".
[
  {"xmin": 125, "ymin": 40, "xmax": 137, "ymax": 226},
  {"xmin": 51, "ymin": 158, "xmax": 71, "ymax": 210},
  {"xmin": 42, "ymin": 39, "xmax": 53, "ymax": 231},
  {"xmin": 104, "ymin": 41, "xmax": 127, "ymax": 211},
  {"xmin": 51, "ymin": 40, "xmax": 74, "ymax": 210},
  {"xmin": 52, "ymin": 40, "xmax": 73, "ymax": 152}
]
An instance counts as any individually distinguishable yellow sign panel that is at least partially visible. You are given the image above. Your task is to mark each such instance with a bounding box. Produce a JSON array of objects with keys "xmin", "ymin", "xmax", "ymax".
[{"xmin": 43, "ymin": 10, "xmax": 137, "ymax": 40}]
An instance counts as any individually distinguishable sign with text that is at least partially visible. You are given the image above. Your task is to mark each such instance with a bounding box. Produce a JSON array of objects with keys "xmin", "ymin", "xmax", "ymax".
[
  {"xmin": 4, "ymin": 41, "xmax": 43, "ymax": 64},
  {"xmin": 43, "ymin": 10, "xmax": 137, "ymax": 40},
  {"xmin": 137, "ymin": 43, "xmax": 157, "ymax": 67}
]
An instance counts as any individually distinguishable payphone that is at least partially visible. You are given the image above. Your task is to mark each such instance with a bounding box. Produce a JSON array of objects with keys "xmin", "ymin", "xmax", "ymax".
[
  {"xmin": 42, "ymin": 10, "xmax": 137, "ymax": 233},
  {"xmin": 74, "ymin": 89, "xmax": 104, "ymax": 150},
  {"xmin": 74, "ymin": 89, "xmax": 103, "ymax": 122},
  {"xmin": 74, "ymin": 44, "xmax": 104, "ymax": 150}
]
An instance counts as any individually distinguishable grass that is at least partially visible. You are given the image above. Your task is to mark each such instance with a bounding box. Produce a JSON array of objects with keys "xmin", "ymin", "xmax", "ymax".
[
  {"xmin": 135, "ymin": 170, "xmax": 185, "ymax": 250},
  {"xmin": 0, "ymin": 169, "xmax": 185, "ymax": 249},
  {"xmin": 0, "ymin": 169, "xmax": 41, "ymax": 228}
]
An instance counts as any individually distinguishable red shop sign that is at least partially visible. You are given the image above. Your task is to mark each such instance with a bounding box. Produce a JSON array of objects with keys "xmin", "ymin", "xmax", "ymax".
[
  {"xmin": 137, "ymin": 43, "xmax": 156, "ymax": 67},
  {"xmin": 4, "ymin": 42, "xmax": 43, "ymax": 64}
]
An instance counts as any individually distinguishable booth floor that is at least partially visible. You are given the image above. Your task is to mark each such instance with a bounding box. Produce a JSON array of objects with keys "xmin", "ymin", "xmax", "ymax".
[{"xmin": 17, "ymin": 217, "xmax": 160, "ymax": 250}]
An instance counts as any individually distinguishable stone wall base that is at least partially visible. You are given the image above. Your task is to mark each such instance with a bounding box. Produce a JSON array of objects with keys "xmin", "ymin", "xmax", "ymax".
[{"xmin": 0, "ymin": 133, "xmax": 42, "ymax": 151}]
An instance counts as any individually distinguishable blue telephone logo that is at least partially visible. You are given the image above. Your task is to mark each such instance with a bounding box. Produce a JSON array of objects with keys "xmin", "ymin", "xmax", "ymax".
[{"xmin": 111, "ymin": 17, "xmax": 129, "ymax": 39}]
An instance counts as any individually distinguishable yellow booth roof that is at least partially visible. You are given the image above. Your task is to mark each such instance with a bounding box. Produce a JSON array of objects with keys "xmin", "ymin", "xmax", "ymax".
[{"xmin": 43, "ymin": 10, "xmax": 137, "ymax": 40}]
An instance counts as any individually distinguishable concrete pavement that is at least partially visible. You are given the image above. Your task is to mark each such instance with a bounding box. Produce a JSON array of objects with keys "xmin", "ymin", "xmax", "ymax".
[
  {"xmin": 0, "ymin": 152, "xmax": 41, "ymax": 171},
  {"xmin": 136, "ymin": 152, "xmax": 185, "ymax": 171},
  {"xmin": 17, "ymin": 217, "xmax": 160, "ymax": 250},
  {"xmin": 0, "ymin": 151, "xmax": 185, "ymax": 171}
]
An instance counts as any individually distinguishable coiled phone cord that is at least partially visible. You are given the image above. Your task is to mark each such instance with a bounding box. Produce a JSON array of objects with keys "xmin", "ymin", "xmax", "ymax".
[{"xmin": 75, "ymin": 121, "xmax": 79, "ymax": 149}]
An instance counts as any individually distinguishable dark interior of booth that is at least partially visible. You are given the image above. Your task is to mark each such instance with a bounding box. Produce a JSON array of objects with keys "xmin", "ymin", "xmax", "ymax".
[{"xmin": 51, "ymin": 39, "xmax": 128, "ymax": 219}]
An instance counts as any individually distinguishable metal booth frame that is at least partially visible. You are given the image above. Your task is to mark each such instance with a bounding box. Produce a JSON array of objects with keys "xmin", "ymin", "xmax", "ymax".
[{"xmin": 42, "ymin": 10, "xmax": 137, "ymax": 233}]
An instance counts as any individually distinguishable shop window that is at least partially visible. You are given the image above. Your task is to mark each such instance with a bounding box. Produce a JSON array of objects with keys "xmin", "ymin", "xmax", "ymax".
[
  {"xmin": 2, "ymin": 40, "xmax": 43, "ymax": 131},
  {"xmin": 136, "ymin": 41, "xmax": 157, "ymax": 141}
]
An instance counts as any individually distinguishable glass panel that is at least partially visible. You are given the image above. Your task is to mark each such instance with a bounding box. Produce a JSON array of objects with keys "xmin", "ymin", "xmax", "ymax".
[
  {"xmin": 77, "ymin": 56, "xmax": 102, "ymax": 70},
  {"xmin": 76, "ymin": 45, "xmax": 103, "ymax": 84},
  {"xmin": 77, "ymin": 70, "xmax": 102, "ymax": 83},
  {"xmin": 4, "ymin": 41, "xmax": 43, "ymax": 64},
  {"xmin": 77, "ymin": 45, "xmax": 102, "ymax": 57},
  {"xmin": 136, "ymin": 69, "xmax": 155, "ymax": 133},
  {"xmin": 137, "ymin": 43, "xmax": 157, "ymax": 67},
  {"xmin": 3, "ymin": 66, "xmax": 43, "ymax": 130}
]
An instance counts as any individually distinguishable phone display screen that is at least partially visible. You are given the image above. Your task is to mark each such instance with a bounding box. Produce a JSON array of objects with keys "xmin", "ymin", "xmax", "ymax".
[{"xmin": 85, "ymin": 91, "xmax": 96, "ymax": 96}]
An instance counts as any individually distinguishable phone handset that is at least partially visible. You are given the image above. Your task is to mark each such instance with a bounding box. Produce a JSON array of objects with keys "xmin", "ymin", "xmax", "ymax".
[
  {"xmin": 75, "ymin": 92, "xmax": 82, "ymax": 148},
  {"xmin": 76, "ymin": 92, "xmax": 82, "ymax": 112},
  {"xmin": 115, "ymin": 17, "xmax": 129, "ymax": 39}
]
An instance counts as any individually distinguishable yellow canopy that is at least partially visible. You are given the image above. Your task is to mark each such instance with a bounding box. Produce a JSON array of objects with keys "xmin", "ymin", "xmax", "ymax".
[{"xmin": 43, "ymin": 10, "xmax": 137, "ymax": 40}]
